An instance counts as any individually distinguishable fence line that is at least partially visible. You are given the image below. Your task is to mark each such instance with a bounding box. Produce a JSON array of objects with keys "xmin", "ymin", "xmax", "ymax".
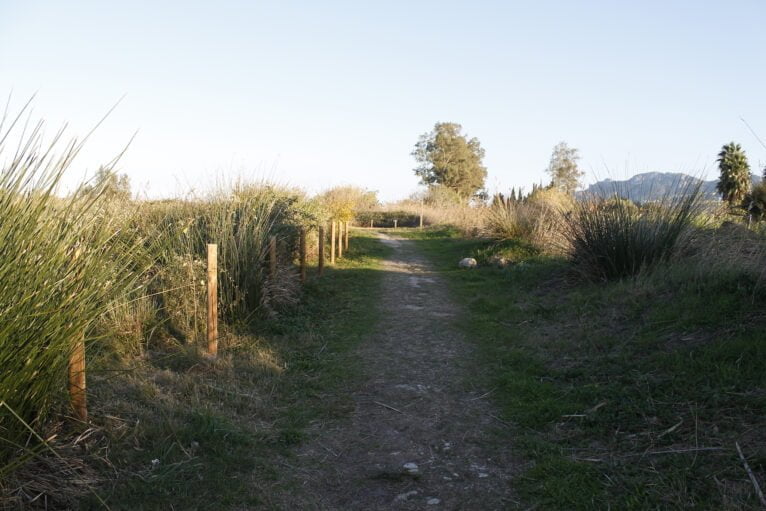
[{"xmin": 67, "ymin": 222, "xmax": 352, "ymax": 421}]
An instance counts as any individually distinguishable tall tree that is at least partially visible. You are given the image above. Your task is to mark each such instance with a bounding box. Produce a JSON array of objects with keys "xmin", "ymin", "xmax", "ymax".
[
  {"xmin": 546, "ymin": 142, "xmax": 583, "ymax": 195},
  {"xmin": 81, "ymin": 167, "xmax": 131, "ymax": 200},
  {"xmin": 412, "ymin": 122, "xmax": 487, "ymax": 200},
  {"xmin": 716, "ymin": 142, "xmax": 751, "ymax": 206}
]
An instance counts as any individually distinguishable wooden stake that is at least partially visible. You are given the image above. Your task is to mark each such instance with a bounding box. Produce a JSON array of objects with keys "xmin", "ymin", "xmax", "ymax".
[
  {"xmin": 419, "ymin": 211, "xmax": 423, "ymax": 229},
  {"xmin": 330, "ymin": 221, "xmax": 336, "ymax": 264},
  {"xmin": 269, "ymin": 235, "xmax": 277, "ymax": 279},
  {"xmin": 344, "ymin": 221, "xmax": 349, "ymax": 251},
  {"xmin": 318, "ymin": 225, "xmax": 325, "ymax": 276},
  {"xmin": 68, "ymin": 334, "xmax": 87, "ymax": 422},
  {"xmin": 299, "ymin": 227, "xmax": 307, "ymax": 283},
  {"xmin": 370, "ymin": 218, "xmax": 373, "ymax": 228},
  {"xmin": 207, "ymin": 244, "xmax": 218, "ymax": 358},
  {"xmin": 337, "ymin": 221, "xmax": 343, "ymax": 259},
  {"xmin": 393, "ymin": 219, "xmax": 398, "ymax": 229}
]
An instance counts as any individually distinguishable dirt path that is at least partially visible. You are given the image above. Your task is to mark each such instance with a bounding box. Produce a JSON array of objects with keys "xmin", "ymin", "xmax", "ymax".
[{"xmin": 273, "ymin": 233, "xmax": 518, "ymax": 510}]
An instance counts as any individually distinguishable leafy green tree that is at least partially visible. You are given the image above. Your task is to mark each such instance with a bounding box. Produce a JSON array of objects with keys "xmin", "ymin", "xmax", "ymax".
[
  {"xmin": 716, "ymin": 142, "xmax": 751, "ymax": 206},
  {"xmin": 412, "ymin": 122, "xmax": 487, "ymax": 200},
  {"xmin": 546, "ymin": 142, "xmax": 583, "ymax": 195}
]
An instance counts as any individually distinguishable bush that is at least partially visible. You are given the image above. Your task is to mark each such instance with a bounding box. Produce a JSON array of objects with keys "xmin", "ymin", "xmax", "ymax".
[
  {"xmin": 316, "ymin": 186, "xmax": 377, "ymax": 221},
  {"xmin": 564, "ymin": 184, "xmax": 703, "ymax": 280},
  {"xmin": 486, "ymin": 187, "xmax": 571, "ymax": 252}
]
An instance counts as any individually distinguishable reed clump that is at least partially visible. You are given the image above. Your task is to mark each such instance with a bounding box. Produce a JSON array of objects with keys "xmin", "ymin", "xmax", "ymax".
[
  {"xmin": 562, "ymin": 184, "xmax": 704, "ymax": 281},
  {"xmin": 0, "ymin": 107, "xmax": 322, "ymax": 473}
]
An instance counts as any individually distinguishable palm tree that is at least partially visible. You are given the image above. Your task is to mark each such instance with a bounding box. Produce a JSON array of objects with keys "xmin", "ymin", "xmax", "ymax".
[{"xmin": 716, "ymin": 142, "xmax": 751, "ymax": 206}]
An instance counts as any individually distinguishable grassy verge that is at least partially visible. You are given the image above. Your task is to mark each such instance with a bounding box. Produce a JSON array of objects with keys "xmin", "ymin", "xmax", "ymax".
[
  {"xmin": 398, "ymin": 227, "xmax": 766, "ymax": 510},
  {"xmin": 72, "ymin": 230, "xmax": 389, "ymax": 510}
]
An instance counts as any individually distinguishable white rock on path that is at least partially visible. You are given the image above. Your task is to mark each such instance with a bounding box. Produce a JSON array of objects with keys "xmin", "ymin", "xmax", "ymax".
[
  {"xmin": 427, "ymin": 497, "xmax": 441, "ymax": 505},
  {"xmin": 458, "ymin": 257, "xmax": 477, "ymax": 269},
  {"xmin": 395, "ymin": 490, "xmax": 419, "ymax": 502},
  {"xmin": 403, "ymin": 462, "xmax": 419, "ymax": 474}
]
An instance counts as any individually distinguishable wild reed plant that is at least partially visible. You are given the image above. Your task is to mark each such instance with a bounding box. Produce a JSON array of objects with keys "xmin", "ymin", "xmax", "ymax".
[
  {"xmin": 563, "ymin": 183, "xmax": 704, "ymax": 281},
  {"xmin": 0, "ymin": 102, "xmax": 319, "ymax": 471},
  {"xmin": 0, "ymin": 107, "xmax": 148, "ymax": 459}
]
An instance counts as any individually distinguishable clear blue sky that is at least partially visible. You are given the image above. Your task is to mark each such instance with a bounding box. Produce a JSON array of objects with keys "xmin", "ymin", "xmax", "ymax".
[{"xmin": 2, "ymin": 1, "xmax": 765, "ymax": 200}]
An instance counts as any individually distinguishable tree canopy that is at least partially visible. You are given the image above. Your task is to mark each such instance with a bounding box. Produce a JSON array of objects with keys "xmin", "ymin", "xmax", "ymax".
[
  {"xmin": 82, "ymin": 167, "xmax": 132, "ymax": 201},
  {"xmin": 546, "ymin": 142, "xmax": 583, "ymax": 195},
  {"xmin": 412, "ymin": 122, "xmax": 487, "ymax": 200},
  {"xmin": 716, "ymin": 142, "xmax": 751, "ymax": 206}
]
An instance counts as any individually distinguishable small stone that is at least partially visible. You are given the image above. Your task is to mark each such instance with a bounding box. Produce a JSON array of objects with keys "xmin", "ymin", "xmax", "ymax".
[
  {"xmin": 395, "ymin": 490, "xmax": 419, "ymax": 502},
  {"xmin": 427, "ymin": 498, "xmax": 441, "ymax": 505},
  {"xmin": 478, "ymin": 472, "xmax": 489, "ymax": 478},
  {"xmin": 403, "ymin": 462, "xmax": 419, "ymax": 474},
  {"xmin": 458, "ymin": 257, "xmax": 477, "ymax": 269},
  {"xmin": 489, "ymin": 255, "xmax": 511, "ymax": 268}
]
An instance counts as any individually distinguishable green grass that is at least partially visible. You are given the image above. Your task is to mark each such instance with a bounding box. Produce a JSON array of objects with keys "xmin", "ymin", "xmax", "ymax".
[
  {"xmin": 75, "ymin": 230, "xmax": 389, "ymax": 510},
  {"xmin": 399, "ymin": 226, "xmax": 766, "ymax": 510}
]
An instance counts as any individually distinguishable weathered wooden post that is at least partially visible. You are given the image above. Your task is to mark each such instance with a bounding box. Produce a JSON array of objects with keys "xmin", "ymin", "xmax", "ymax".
[
  {"xmin": 318, "ymin": 225, "xmax": 325, "ymax": 276},
  {"xmin": 68, "ymin": 246, "xmax": 88, "ymax": 422},
  {"xmin": 344, "ymin": 221, "xmax": 350, "ymax": 251},
  {"xmin": 370, "ymin": 218, "xmax": 373, "ymax": 228},
  {"xmin": 207, "ymin": 243, "xmax": 218, "ymax": 358},
  {"xmin": 269, "ymin": 235, "xmax": 277, "ymax": 279},
  {"xmin": 330, "ymin": 221, "xmax": 336, "ymax": 264},
  {"xmin": 393, "ymin": 219, "xmax": 398, "ymax": 229},
  {"xmin": 299, "ymin": 227, "xmax": 307, "ymax": 283},
  {"xmin": 68, "ymin": 334, "xmax": 87, "ymax": 422},
  {"xmin": 337, "ymin": 221, "xmax": 343, "ymax": 259}
]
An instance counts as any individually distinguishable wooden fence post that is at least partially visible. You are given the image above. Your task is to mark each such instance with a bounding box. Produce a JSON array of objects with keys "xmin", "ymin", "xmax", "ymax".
[
  {"xmin": 68, "ymin": 334, "xmax": 87, "ymax": 422},
  {"xmin": 419, "ymin": 211, "xmax": 423, "ymax": 229},
  {"xmin": 318, "ymin": 225, "xmax": 325, "ymax": 276},
  {"xmin": 331, "ymin": 221, "xmax": 336, "ymax": 264},
  {"xmin": 344, "ymin": 221, "xmax": 349, "ymax": 251},
  {"xmin": 393, "ymin": 219, "xmax": 398, "ymax": 229},
  {"xmin": 207, "ymin": 244, "xmax": 218, "ymax": 358},
  {"xmin": 269, "ymin": 235, "xmax": 277, "ymax": 279},
  {"xmin": 370, "ymin": 218, "xmax": 373, "ymax": 228},
  {"xmin": 299, "ymin": 227, "xmax": 307, "ymax": 283}
]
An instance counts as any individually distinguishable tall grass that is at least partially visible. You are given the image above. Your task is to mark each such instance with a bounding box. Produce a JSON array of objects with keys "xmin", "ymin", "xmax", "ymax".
[
  {"xmin": 485, "ymin": 197, "xmax": 564, "ymax": 251},
  {"xmin": 563, "ymin": 184, "xmax": 703, "ymax": 280},
  {"xmin": 0, "ymin": 106, "xmax": 321, "ymax": 472},
  {"xmin": 0, "ymin": 106, "xmax": 147, "ymax": 456}
]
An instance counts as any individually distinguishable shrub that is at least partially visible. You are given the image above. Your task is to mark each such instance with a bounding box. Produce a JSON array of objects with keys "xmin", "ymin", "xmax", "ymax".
[
  {"xmin": 486, "ymin": 187, "xmax": 571, "ymax": 252},
  {"xmin": 563, "ymin": 184, "xmax": 703, "ymax": 280},
  {"xmin": 316, "ymin": 186, "xmax": 377, "ymax": 221}
]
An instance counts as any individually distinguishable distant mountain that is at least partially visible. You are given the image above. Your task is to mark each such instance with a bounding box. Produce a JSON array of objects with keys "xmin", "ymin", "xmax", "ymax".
[{"xmin": 577, "ymin": 172, "xmax": 763, "ymax": 202}]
